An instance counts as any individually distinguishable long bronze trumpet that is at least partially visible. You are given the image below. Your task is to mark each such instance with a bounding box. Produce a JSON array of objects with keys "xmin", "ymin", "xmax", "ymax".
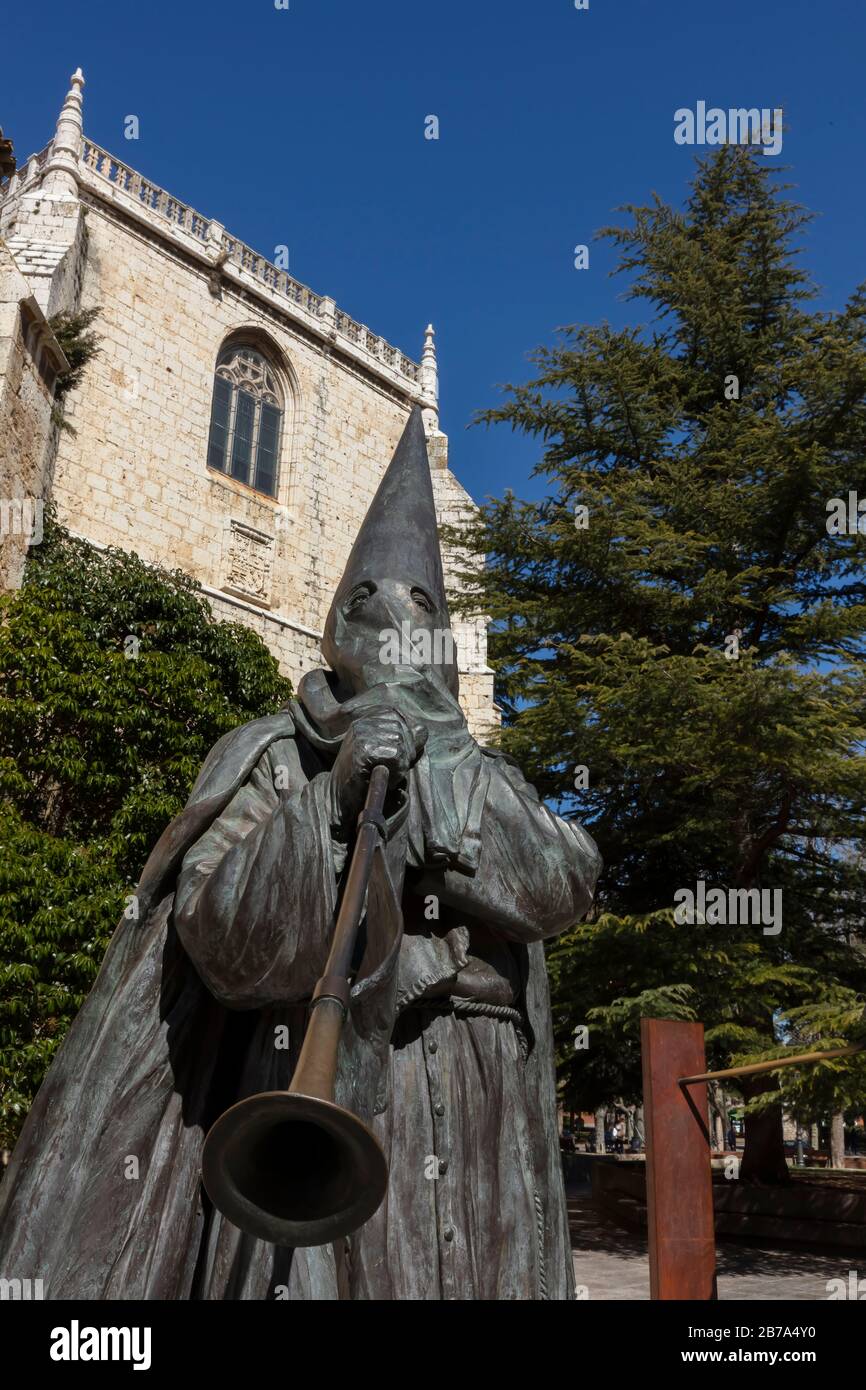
[{"xmin": 201, "ymin": 764, "xmax": 391, "ymax": 1248}]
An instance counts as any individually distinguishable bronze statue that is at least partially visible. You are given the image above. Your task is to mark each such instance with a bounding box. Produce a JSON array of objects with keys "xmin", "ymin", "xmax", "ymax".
[{"xmin": 0, "ymin": 408, "xmax": 600, "ymax": 1299}]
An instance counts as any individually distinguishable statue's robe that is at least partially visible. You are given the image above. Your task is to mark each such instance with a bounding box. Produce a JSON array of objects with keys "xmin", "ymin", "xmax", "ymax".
[{"xmin": 0, "ymin": 684, "xmax": 600, "ymax": 1301}]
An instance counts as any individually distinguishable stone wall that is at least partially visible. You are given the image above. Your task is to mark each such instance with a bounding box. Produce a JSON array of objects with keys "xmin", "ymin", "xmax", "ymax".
[
  {"xmin": 0, "ymin": 190, "xmax": 86, "ymax": 317},
  {"xmin": 0, "ymin": 239, "xmax": 66, "ymax": 589},
  {"xmin": 46, "ymin": 197, "xmax": 497, "ymax": 734},
  {"xmin": 47, "ymin": 197, "xmax": 407, "ymax": 624}
]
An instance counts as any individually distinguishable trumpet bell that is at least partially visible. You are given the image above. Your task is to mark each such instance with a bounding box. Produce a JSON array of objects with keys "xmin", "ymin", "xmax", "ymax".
[{"xmin": 201, "ymin": 1090, "xmax": 388, "ymax": 1248}]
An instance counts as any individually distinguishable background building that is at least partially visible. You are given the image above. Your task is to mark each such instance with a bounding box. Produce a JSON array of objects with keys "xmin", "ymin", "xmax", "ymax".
[{"xmin": 0, "ymin": 71, "xmax": 497, "ymax": 738}]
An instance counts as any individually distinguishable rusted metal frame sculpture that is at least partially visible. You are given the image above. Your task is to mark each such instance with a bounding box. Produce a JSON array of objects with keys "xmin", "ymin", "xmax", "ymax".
[{"xmin": 642, "ymin": 1018, "xmax": 866, "ymax": 1301}]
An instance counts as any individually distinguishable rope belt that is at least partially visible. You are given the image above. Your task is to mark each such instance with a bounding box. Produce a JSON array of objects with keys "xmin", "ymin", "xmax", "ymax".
[
  {"xmin": 408, "ymin": 995, "xmax": 523, "ymax": 1026},
  {"xmin": 405, "ymin": 994, "xmax": 529, "ymax": 1060}
]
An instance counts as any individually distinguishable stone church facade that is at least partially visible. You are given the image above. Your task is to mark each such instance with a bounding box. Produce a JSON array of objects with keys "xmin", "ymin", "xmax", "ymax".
[{"xmin": 0, "ymin": 70, "xmax": 498, "ymax": 738}]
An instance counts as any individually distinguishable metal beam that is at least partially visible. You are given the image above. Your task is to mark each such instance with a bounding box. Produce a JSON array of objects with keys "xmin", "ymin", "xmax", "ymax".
[{"xmin": 679, "ymin": 1043, "xmax": 865, "ymax": 1087}]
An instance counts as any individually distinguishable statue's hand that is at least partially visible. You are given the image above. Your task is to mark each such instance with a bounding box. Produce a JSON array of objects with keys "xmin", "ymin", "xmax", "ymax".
[{"xmin": 329, "ymin": 709, "xmax": 427, "ymax": 832}]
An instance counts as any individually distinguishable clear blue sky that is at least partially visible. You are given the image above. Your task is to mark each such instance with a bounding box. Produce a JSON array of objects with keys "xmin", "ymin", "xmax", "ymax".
[{"xmin": 3, "ymin": 0, "xmax": 864, "ymax": 503}]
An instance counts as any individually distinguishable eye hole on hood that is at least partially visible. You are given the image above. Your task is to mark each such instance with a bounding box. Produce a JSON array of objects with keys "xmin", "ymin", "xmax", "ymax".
[
  {"xmin": 411, "ymin": 587, "xmax": 434, "ymax": 613},
  {"xmin": 344, "ymin": 582, "xmax": 375, "ymax": 615}
]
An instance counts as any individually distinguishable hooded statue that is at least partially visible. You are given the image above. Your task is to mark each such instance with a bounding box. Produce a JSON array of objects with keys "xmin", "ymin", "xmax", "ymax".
[{"xmin": 0, "ymin": 408, "xmax": 601, "ymax": 1300}]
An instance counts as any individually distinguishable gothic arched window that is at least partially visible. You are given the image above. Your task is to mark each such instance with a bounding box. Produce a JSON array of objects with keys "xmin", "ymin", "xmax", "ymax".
[{"xmin": 206, "ymin": 344, "xmax": 283, "ymax": 498}]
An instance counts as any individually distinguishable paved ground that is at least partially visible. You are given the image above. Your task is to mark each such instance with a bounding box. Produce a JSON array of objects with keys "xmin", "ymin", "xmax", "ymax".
[{"xmin": 568, "ymin": 1185, "xmax": 856, "ymax": 1300}]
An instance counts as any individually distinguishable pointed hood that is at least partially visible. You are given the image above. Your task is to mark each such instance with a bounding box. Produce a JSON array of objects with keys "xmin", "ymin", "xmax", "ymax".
[
  {"xmin": 329, "ymin": 406, "xmax": 447, "ymax": 620},
  {"xmin": 323, "ymin": 406, "xmax": 457, "ymax": 694}
]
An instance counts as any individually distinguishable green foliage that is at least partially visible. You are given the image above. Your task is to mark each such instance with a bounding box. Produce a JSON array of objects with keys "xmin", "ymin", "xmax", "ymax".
[
  {"xmin": 0, "ymin": 518, "xmax": 292, "ymax": 1147},
  {"xmin": 46, "ymin": 306, "xmax": 101, "ymax": 432},
  {"xmin": 448, "ymin": 146, "xmax": 866, "ymax": 1121},
  {"xmin": 47, "ymin": 307, "xmax": 101, "ymax": 405}
]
